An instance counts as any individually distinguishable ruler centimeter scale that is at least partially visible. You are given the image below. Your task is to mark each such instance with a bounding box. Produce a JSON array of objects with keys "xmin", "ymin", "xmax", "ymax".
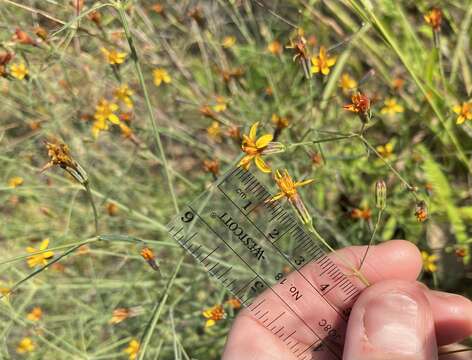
[{"xmin": 166, "ymin": 166, "xmax": 362, "ymax": 360}]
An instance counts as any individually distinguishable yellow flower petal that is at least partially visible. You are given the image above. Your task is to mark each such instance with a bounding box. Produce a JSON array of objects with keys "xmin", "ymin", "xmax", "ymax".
[
  {"xmin": 108, "ymin": 114, "xmax": 121, "ymax": 124},
  {"xmin": 39, "ymin": 238, "xmax": 50, "ymax": 250},
  {"xmin": 295, "ymin": 179, "xmax": 315, "ymax": 187},
  {"xmin": 249, "ymin": 122, "xmax": 258, "ymax": 142},
  {"xmin": 452, "ymin": 105, "xmax": 462, "ymax": 114},
  {"xmin": 238, "ymin": 154, "xmax": 254, "ymax": 169},
  {"xmin": 254, "ymin": 156, "xmax": 271, "ymax": 173},
  {"xmin": 255, "ymin": 134, "xmax": 273, "ymax": 149}
]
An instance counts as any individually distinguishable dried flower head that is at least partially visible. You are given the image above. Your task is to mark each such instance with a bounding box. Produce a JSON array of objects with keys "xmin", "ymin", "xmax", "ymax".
[
  {"xmin": 269, "ymin": 169, "xmax": 314, "ymax": 224},
  {"xmin": 415, "ymin": 201, "xmax": 428, "ymax": 222},
  {"xmin": 267, "ymin": 40, "xmax": 283, "ymax": 55},
  {"xmin": 203, "ymin": 159, "xmax": 220, "ymax": 177},
  {"xmin": 424, "ymin": 7, "xmax": 442, "ymax": 32},
  {"xmin": 199, "ymin": 105, "xmax": 218, "ymax": 120},
  {"xmin": 219, "ymin": 67, "xmax": 244, "ymax": 82},
  {"xmin": 226, "ymin": 298, "xmax": 241, "ymax": 309},
  {"xmin": 351, "ymin": 207, "xmax": 372, "ymax": 220},
  {"xmin": 239, "ymin": 122, "xmax": 285, "ymax": 173},
  {"xmin": 202, "ymin": 304, "xmax": 226, "ymax": 328},
  {"xmin": 27, "ymin": 307, "xmax": 43, "ymax": 321},
  {"xmin": 344, "ymin": 92, "xmax": 371, "ymax": 122},
  {"xmin": 88, "ymin": 10, "xmax": 102, "ymax": 27},
  {"xmin": 14, "ymin": 28, "xmax": 35, "ymax": 45},
  {"xmin": 455, "ymin": 246, "xmax": 468, "ymax": 258},
  {"xmin": 34, "ymin": 26, "xmax": 48, "ymax": 41},
  {"xmin": 109, "ymin": 306, "xmax": 142, "ymax": 325},
  {"xmin": 311, "ymin": 46, "xmax": 336, "ymax": 75},
  {"xmin": 271, "ymin": 114, "xmax": 289, "ymax": 130},
  {"xmin": 140, "ymin": 247, "xmax": 159, "ymax": 271},
  {"xmin": 41, "ymin": 141, "xmax": 88, "ymax": 184},
  {"xmin": 286, "ymin": 34, "xmax": 311, "ymax": 78}
]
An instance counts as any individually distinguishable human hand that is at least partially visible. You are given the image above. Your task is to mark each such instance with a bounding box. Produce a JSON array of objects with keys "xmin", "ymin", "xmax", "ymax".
[{"xmin": 222, "ymin": 240, "xmax": 472, "ymax": 360}]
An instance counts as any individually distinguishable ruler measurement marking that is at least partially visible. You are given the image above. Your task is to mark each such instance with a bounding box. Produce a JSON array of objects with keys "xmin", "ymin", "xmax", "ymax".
[
  {"xmin": 215, "ymin": 187, "xmax": 346, "ymax": 323},
  {"xmin": 188, "ymin": 206, "xmax": 340, "ymax": 358},
  {"xmin": 266, "ymin": 311, "xmax": 285, "ymax": 327},
  {"xmin": 217, "ymin": 266, "xmax": 232, "ymax": 279},
  {"xmin": 200, "ymin": 245, "xmax": 220, "ymax": 264},
  {"xmin": 250, "ymin": 299, "xmax": 266, "ymax": 311}
]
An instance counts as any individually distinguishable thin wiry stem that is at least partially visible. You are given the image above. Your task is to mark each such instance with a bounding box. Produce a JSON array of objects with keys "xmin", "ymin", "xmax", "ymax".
[
  {"xmin": 115, "ymin": 1, "xmax": 179, "ymax": 214},
  {"xmin": 84, "ymin": 181, "xmax": 99, "ymax": 235},
  {"xmin": 359, "ymin": 209, "xmax": 383, "ymax": 270}
]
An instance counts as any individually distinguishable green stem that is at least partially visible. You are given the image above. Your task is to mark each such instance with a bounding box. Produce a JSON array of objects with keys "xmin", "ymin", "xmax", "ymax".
[
  {"xmin": 306, "ymin": 221, "xmax": 370, "ymax": 286},
  {"xmin": 288, "ymin": 134, "xmax": 357, "ymax": 149},
  {"xmin": 115, "ymin": 1, "xmax": 179, "ymax": 214},
  {"xmin": 84, "ymin": 181, "xmax": 99, "ymax": 235},
  {"xmin": 359, "ymin": 209, "xmax": 382, "ymax": 269}
]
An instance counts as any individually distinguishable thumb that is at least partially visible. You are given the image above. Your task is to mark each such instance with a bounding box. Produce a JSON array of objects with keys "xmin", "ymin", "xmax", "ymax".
[{"xmin": 343, "ymin": 280, "xmax": 438, "ymax": 360}]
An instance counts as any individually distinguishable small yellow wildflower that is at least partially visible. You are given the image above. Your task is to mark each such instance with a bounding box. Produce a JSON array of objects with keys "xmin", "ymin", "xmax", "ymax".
[
  {"xmin": 376, "ymin": 143, "xmax": 394, "ymax": 158},
  {"xmin": 101, "ymin": 47, "xmax": 127, "ymax": 65},
  {"xmin": 311, "ymin": 46, "xmax": 336, "ymax": 75},
  {"xmin": 16, "ymin": 337, "xmax": 35, "ymax": 354},
  {"xmin": 8, "ymin": 176, "xmax": 24, "ymax": 188},
  {"xmin": 422, "ymin": 251, "xmax": 438, "ymax": 272},
  {"xmin": 239, "ymin": 122, "xmax": 278, "ymax": 173},
  {"xmin": 380, "ymin": 98, "xmax": 404, "ymax": 115},
  {"xmin": 10, "ymin": 63, "xmax": 28, "ymax": 80},
  {"xmin": 267, "ymin": 40, "xmax": 283, "ymax": 55},
  {"xmin": 26, "ymin": 307, "xmax": 42, "ymax": 321},
  {"xmin": 26, "ymin": 239, "xmax": 54, "ymax": 268},
  {"xmin": 269, "ymin": 169, "xmax": 314, "ymax": 224},
  {"xmin": 207, "ymin": 121, "xmax": 222, "ymax": 142},
  {"xmin": 202, "ymin": 304, "xmax": 226, "ymax": 328},
  {"xmin": 339, "ymin": 73, "xmax": 357, "ymax": 92},
  {"xmin": 114, "ymin": 84, "xmax": 133, "ymax": 109},
  {"xmin": 153, "ymin": 68, "xmax": 171, "ymax": 86},
  {"xmin": 222, "ymin": 36, "xmax": 236, "ymax": 48},
  {"xmin": 94, "ymin": 99, "xmax": 120, "ymax": 124},
  {"xmin": 452, "ymin": 102, "xmax": 472, "ymax": 125},
  {"xmin": 124, "ymin": 339, "xmax": 140, "ymax": 360},
  {"xmin": 213, "ymin": 96, "xmax": 227, "ymax": 112}
]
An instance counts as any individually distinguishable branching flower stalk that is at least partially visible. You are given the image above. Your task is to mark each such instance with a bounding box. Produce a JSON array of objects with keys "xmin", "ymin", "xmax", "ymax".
[{"xmin": 113, "ymin": 0, "xmax": 179, "ymax": 214}]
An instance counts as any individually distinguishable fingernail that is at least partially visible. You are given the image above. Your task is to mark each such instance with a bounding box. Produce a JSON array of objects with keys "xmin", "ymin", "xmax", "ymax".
[{"xmin": 364, "ymin": 292, "xmax": 420, "ymax": 354}]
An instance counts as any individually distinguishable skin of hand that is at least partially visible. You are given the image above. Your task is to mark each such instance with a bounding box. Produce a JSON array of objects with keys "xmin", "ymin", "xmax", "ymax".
[{"xmin": 222, "ymin": 240, "xmax": 472, "ymax": 360}]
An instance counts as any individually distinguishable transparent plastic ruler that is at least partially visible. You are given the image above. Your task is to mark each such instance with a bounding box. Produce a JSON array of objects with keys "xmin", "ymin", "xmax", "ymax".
[{"xmin": 166, "ymin": 166, "xmax": 361, "ymax": 360}]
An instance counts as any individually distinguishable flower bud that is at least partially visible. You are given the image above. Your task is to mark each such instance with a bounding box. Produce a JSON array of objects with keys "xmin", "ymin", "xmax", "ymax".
[{"xmin": 375, "ymin": 180, "xmax": 387, "ymax": 210}]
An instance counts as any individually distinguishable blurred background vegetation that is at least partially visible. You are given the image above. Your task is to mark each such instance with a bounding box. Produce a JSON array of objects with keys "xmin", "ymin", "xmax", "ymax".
[{"xmin": 0, "ymin": 0, "xmax": 471, "ymax": 358}]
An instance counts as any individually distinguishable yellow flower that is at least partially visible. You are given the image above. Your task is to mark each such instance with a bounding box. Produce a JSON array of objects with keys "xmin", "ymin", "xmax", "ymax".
[
  {"xmin": 311, "ymin": 46, "xmax": 336, "ymax": 75},
  {"xmin": 213, "ymin": 96, "xmax": 227, "ymax": 112},
  {"xmin": 422, "ymin": 251, "xmax": 438, "ymax": 272},
  {"xmin": 207, "ymin": 121, "xmax": 221, "ymax": 141},
  {"xmin": 10, "ymin": 63, "xmax": 28, "ymax": 80},
  {"xmin": 239, "ymin": 122, "xmax": 275, "ymax": 173},
  {"xmin": 101, "ymin": 47, "xmax": 127, "ymax": 65},
  {"xmin": 202, "ymin": 304, "xmax": 226, "ymax": 328},
  {"xmin": 94, "ymin": 99, "xmax": 120, "ymax": 124},
  {"xmin": 26, "ymin": 307, "xmax": 42, "ymax": 321},
  {"xmin": 16, "ymin": 337, "xmax": 35, "ymax": 354},
  {"xmin": 153, "ymin": 68, "xmax": 171, "ymax": 86},
  {"xmin": 267, "ymin": 40, "xmax": 283, "ymax": 55},
  {"xmin": 222, "ymin": 36, "xmax": 236, "ymax": 48},
  {"xmin": 452, "ymin": 102, "xmax": 472, "ymax": 124},
  {"xmin": 124, "ymin": 339, "xmax": 140, "ymax": 360},
  {"xmin": 376, "ymin": 142, "xmax": 394, "ymax": 158},
  {"xmin": 380, "ymin": 98, "xmax": 404, "ymax": 115},
  {"xmin": 8, "ymin": 176, "xmax": 24, "ymax": 188},
  {"xmin": 26, "ymin": 238, "xmax": 54, "ymax": 268},
  {"xmin": 114, "ymin": 84, "xmax": 133, "ymax": 109},
  {"xmin": 339, "ymin": 73, "xmax": 357, "ymax": 92},
  {"xmin": 269, "ymin": 169, "xmax": 314, "ymax": 224}
]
